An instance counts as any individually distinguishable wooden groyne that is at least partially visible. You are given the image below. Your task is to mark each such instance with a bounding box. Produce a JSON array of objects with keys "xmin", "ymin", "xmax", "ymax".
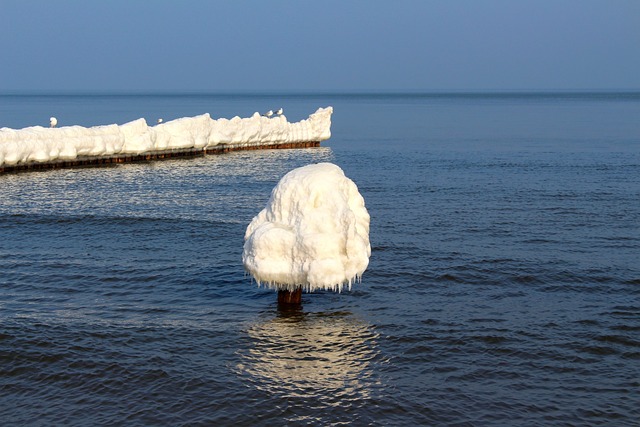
[{"xmin": 0, "ymin": 141, "xmax": 321, "ymax": 174}]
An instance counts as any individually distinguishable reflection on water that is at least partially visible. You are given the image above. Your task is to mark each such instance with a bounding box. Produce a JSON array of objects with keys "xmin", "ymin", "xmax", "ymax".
[
  {"xmin": 0, "ymin": 147, "xmax": 335, "ymax": 223},
  {"xmin": 237, "ymin": 310, "xmax": 380, "ymax": 404}
]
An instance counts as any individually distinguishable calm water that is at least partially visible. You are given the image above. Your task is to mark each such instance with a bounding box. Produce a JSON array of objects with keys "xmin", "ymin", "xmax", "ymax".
[{"xmin": 1, "ymin": 93, "xmax": 639, "ymax": 426}]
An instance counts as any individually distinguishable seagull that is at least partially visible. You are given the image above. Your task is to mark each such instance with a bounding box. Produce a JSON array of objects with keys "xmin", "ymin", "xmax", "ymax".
[
  {"xmin": 275, "ymin": 108, "xmax": 283, "ymax": 116},
  {"xmin": 157, "ymin": 118, "xmax": 163, "ymax": 124},
  {"xmin": 49, "ymin": 117, "xmax": 57, "ymax": 128},
  {"xmin": 263, "ymin": 110, "xmax": 274, "ymax": 118}
]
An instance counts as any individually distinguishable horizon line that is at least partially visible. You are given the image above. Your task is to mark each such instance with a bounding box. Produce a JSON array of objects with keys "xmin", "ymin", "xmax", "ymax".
[{"xmin": 1, "ymin": 88, "xmax": 640, "ymax": 97}]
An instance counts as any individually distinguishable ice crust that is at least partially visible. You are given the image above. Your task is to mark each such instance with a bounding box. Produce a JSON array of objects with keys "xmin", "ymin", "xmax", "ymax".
[
  {"xmin": 243, "ymin": 163, "xmax": 371, "ymax": 293},
  {"xmin": 0, "ymin": 107, "xmax": 332, "ymax": 167}
]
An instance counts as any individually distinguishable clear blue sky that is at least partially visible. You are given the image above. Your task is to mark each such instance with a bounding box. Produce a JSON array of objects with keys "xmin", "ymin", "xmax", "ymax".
[{"xmin": 1, "ymin": 0, "xmax": 638, "ymax": 93}]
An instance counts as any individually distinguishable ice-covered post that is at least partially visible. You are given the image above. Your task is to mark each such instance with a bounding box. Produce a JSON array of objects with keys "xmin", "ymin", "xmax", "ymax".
[{"xmin": 243, "ymin": 163, "xmax": 371, "ymax": 307}]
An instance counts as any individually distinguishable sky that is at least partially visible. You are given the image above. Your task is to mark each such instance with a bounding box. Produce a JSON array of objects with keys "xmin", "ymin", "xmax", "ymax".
[{"xmin": 0, "ymin": 0, "xmax": 638, "ymax": 93}]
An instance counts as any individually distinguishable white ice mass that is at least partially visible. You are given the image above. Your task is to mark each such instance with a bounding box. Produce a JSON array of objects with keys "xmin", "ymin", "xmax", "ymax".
[
  {"xmin": 0, "ymin": 107, "xmax": 332, "ymax": 168},
  {"xmin": 243, "ymin": 163, "xmax": 371, "ymax": 293}
]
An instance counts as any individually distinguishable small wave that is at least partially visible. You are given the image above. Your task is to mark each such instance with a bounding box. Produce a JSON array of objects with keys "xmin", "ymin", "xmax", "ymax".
[
  {"xmin": 469, "ymin": 317, "xmax": 507, "ymax": 324},
  {"xmin": 471, "ymin": 334, "xmax": 511, "ymax": 344},
  {"xmin": 610, "ymin": 324, "xmax": 640, "ymax": 332},
  {"xmin": 594, "ymin": 335, "xmax": 640, "ymax": 348},
  {"xmin": 607, "ymin": 305, "xmax": 640, "ymax": 319},
  {"xmin": 437, "ymin": 273, "xmax": 463, "ymax": 283},
  {"xmin": 577, "ymin": 345, "xmax": 619, "ymax": 356}
]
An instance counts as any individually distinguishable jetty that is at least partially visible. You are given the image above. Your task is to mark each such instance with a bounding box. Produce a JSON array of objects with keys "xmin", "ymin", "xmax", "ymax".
[{"xmin": 0, "ymin": 107, "xmax": 332, "ymax": 173}]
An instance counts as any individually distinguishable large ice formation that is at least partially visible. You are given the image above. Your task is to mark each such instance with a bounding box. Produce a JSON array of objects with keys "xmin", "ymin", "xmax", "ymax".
[
  {"xmin": 243, "ymin": 163, "xmax": 370, "ymax": 292},
  {"xmin": 0, "ymin": 107, "xmax": 332, "ymax": 167}
]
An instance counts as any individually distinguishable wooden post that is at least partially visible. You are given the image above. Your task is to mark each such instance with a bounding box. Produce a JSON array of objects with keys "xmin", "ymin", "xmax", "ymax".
[{"xmin": 278, "ymin": 287, "xmax": 302, "ymax": 306}]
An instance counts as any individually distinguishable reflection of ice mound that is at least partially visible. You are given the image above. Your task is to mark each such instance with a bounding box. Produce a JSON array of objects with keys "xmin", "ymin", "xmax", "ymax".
[
  {"xmin": 237, "ymin": 313, "xmax": 379, "ymax": 399},
  {"xmin": 243, "ymin": 163, "xmax": 370, "ymax": 292}
]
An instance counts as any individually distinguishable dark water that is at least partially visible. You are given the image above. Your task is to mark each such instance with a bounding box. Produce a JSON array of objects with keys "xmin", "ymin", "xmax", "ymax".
[{"xmin": 1, "ymin": 93, "xmax": 639, "ymax": 426}]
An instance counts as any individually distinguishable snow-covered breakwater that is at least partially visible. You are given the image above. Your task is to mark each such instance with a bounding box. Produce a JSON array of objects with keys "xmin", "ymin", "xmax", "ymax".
[{"xmin": 0, "ymin": 107, "xmax": 332, "ymax": 172}]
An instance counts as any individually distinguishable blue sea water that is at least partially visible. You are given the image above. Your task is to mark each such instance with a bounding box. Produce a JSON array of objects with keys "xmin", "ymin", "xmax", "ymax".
[{"xmin": 1, "ymin": 92, "xmax": 639, "ymax": 426}]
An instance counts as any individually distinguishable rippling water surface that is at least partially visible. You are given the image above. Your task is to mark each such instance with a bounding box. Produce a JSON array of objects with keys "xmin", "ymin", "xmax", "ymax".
[{"xmin": 1, "ymin": 93, "xmax": 639, "ymax": 426}]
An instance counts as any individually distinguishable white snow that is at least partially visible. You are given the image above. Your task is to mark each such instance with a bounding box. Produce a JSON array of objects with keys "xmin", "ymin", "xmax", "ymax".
[
  {"xmin": 0, "ymin": 107, "xmax": 332, "ymax": 167},
  {"xmin": 243, "ymin": 163, "xmax": 370, "ymax": 293}
]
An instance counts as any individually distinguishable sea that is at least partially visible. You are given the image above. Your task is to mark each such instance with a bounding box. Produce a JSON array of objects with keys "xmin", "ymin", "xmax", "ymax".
[{"xmin": 0, "ymin": 92, "xmax": 639, "ymax": 426}]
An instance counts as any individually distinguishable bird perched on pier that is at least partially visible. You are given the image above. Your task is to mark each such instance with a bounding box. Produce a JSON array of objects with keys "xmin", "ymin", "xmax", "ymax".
[
  {"xmin": 276, "ymin": 108, "xmax": 284, "ymax": 116},
  {"xmin": 49, "ymin": 117, "xmax": 57, "ymax": 128},
  {"xmin": 263, "ymin": 110, "xmax": 274, "ymax": 118}
]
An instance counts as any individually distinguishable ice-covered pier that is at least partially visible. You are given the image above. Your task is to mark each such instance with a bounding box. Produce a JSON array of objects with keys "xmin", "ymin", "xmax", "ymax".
[{"xmin": 0, "ymin": 107, "xmax": 332, "ymax": 173}]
